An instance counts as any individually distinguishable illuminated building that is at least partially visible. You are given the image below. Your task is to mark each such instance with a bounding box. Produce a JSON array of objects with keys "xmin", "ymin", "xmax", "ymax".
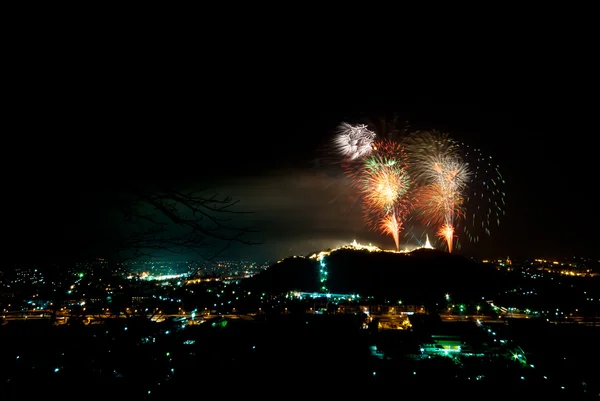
[{"xmin": 423, "ymin": 235, "xmax": 434, "ymax": 249}]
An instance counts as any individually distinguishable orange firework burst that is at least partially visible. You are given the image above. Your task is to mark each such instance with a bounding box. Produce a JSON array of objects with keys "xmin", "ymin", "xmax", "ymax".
[
  {"xmin": 363, "ymin": 162, "xmax": 410, "ymax": 212},
  {"xmin": 353, "ymin": 140, "xmax": 412, "ymax": 251},
  {"xmin": 414, "ymin": 180, "xmax": 467, "ymax": 228},
  {"xmin": 405, "ymin": 131, "xmax": 470, "ymax": 252}
]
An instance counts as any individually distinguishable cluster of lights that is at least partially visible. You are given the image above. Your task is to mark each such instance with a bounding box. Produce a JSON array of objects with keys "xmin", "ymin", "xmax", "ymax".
[{"xmin": 307, "ymin": 238, "xmax": 434, "ymax": 262}]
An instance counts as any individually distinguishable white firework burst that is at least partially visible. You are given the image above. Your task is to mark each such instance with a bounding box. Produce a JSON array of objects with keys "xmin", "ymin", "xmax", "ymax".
[{"xmin": 334, "ymin": 122, "xmax": 376, "ymax": 160}]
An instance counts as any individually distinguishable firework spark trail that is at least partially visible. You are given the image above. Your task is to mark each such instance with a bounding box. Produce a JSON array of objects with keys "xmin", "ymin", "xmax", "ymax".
[
  {"xmin": 437, "ymin": 224, "xmax": 455, "ymax": 253},
  {"xmin": 459, "ymin": 143, "xmax": 506, "ymax": 243},
  {"xmin": 334, "ymin": 122, "xmax": 376, "ymax": 161},
  {"xmin": 382, "ymin": 211, "xmax": 402, "ymax": 251}
]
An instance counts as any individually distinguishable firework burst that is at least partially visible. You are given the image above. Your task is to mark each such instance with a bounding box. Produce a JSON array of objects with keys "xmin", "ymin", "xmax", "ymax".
[
  {"xmin": 352, "ymin": 140, "xmax": 412, "ymax": 251},
  {"xmin": 334, "ymin": 122, "xmax": 376, "ymax": 161},
  {"xmin": 327, "ymin": 120, "xmax": 505, "ymax": 254},
  {"xmin": 405, "ymin": 131, "xmax": 470, "ymax": 252}
]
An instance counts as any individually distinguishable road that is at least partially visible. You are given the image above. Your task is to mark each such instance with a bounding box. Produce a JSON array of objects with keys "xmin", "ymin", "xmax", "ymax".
[
  {"xmin": 2, "ymin": 310, "xmax": 598, "ymax": 326},
  {"xmin": 439, "ymin": 313, "xmax": 599, "ymax": 325},
  {"xmin": 0, "ymin": 310, "xmax": 256, "ymax": 324}
]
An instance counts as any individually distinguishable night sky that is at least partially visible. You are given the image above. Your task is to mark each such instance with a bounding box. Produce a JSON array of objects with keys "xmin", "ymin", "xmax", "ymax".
[{"xmin": 6, "ymin": 80, "xmax": 596, "ymax": 264}]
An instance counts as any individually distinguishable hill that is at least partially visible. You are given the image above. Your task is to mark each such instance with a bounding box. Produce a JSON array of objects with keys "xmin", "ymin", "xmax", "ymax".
[
  {"xmin": 243, "ymin": 256, "xmax": 319, "ymax": 293},
  {"xmin": 242, "ymin": 248, "xmax": 509, "ymax": 305}
]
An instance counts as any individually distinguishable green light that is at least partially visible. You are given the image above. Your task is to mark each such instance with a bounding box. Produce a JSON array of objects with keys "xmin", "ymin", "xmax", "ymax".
[{"xmin": 319, "ymin": 258, "xmax": 328, "ymax": 293}]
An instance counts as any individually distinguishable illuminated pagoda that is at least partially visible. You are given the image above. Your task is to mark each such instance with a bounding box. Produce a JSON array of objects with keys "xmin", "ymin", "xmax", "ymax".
[{"xmin": 423, "ymin": 235, "xmax": 434, "ymax": 249}]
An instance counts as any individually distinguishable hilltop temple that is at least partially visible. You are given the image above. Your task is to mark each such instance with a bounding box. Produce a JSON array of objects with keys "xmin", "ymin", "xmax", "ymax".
[{"xmin": 423, "ymin": 235, "xmax": 434, "ymax": 249}]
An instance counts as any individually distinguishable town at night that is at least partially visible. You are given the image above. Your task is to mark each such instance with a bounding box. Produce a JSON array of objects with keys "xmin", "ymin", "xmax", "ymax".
[
  {"xmin": 4, "ymin": 35, "xmax": 597, "ymax": 399},
  {"xmin": 2, "ymin": 237, "xmax": 599, "ymax": 398}
]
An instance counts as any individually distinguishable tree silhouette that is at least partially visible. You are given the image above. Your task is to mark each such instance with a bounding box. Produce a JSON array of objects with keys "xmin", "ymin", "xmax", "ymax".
[{"xmin": 76, "ymin": 180, "xmax": 259, "ymax": 263}]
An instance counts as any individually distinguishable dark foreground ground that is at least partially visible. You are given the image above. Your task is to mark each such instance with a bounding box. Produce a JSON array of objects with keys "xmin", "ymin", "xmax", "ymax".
[{"xmin": 1, "ymin": 315, "xmax": 598, "ymax": 400}]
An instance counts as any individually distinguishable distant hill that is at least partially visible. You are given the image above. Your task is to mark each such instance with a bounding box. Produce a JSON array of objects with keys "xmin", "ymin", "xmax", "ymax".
[
  {"xmin": 242, "ymin": 248, "xmax": 509, "ymax": 305},
  {"xmin": 243, "ymin": 256, "xmax": 319, "ymax": 294}
]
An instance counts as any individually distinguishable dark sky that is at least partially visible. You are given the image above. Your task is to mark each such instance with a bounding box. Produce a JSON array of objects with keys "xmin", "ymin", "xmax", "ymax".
[
  {"xmin": 3, "ymin": 18, "xmax": 598, "ymax": 269},
  {"xmin": 4, "ymin": 63, "xmax": 596, "ymax": 265}
]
